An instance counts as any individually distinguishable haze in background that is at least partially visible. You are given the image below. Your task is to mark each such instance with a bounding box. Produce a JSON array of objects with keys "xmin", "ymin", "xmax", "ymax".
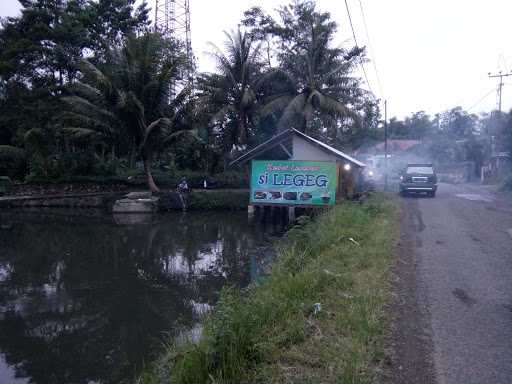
[{"xmin": 2, "ymin": 0, "xmax": 512, "ymax": 118}]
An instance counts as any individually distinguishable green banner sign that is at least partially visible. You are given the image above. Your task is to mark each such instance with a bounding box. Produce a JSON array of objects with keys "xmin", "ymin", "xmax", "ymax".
[{"xmin": 250, "ymin": 160, "xmax": 337, "ymax": 206}]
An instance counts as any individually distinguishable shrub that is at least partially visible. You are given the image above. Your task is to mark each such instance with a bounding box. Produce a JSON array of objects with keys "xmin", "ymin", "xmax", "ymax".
[
  {"xmin": 27, "ymin": 152, "xmax": 101, "ymax": 181},
  {"xmin": 0, "ymin": 145, "xmax": 26, "ymax": 180},
  {"xmin": 125, "ymin": 169, "xmax": 249, "ymax": 189},
  {"xmin": 0, "ymin": 176, "xmax": 13, "ymax": 195},
  {"xmin": 187, "ymin": 190, "xmax": 248, "ymax": 210},
  {"xmin": 502, "ymin": 173, "xmax": 512, "ymax": 191}
]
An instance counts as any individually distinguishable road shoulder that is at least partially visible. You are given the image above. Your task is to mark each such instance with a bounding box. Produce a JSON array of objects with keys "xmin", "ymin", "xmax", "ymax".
[{"xmin": 386, "ymin": 199, "xmax": 436, "ymax": 384}]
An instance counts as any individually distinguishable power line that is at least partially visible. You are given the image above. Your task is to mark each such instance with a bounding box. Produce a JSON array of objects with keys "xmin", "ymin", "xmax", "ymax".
[
  {"xmin": 343, "ymin": 0, "xmax": 375, "ymax": 99},
  {"xmin": 498, "ymin": 53, "xmax": 509, "ymax": 73},
  {"xmin": 467, "ymin": 88, "xmax": 495, "ymax": 112},
  {"xmin": 358, "ymin": 0, "xmax": 384, "ymax": 99}
]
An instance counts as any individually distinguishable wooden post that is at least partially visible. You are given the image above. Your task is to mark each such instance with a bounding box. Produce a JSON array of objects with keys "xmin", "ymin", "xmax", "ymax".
[
  {"xmin": 248, "ymin": 204, "xmax": 255, "ymax": 224},
  {"xmin": 271, "ymin": 206, "xmax": 278, "ymax": 225},
  {"xmin": 336, "ymin": 162, "xmax": 342, "ymax": 202},
  {"xmin": 288, "ymin": 206, "xmax": 295, "ymax": 223},
  {"xmin": 347, "ymin": 173, "xmax": 355, "ymax": 199},
  {"xmin": 261, "ymin": 206, "xmax": 269, "ymax": 223}
]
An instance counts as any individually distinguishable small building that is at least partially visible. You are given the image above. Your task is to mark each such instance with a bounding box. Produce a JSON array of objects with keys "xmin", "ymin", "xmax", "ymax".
[
  {"xmin": 230, "ymin": 129, "xmax": 366, "ymax": 206},
  {"xmin": 482, "ymin": 151, "xmax": 511, "ymax": 182}
]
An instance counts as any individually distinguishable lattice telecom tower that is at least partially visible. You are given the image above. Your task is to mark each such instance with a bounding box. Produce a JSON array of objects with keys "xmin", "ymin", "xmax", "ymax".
[{"xmin": 154, "ymin": 0, "xmax": 194, "ymax": 86}]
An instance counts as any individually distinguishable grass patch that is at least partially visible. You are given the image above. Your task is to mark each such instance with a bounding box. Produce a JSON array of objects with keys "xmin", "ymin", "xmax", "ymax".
[{"xmin": 140, "ymin": 193, "xmax": 397, "ymax": 384}]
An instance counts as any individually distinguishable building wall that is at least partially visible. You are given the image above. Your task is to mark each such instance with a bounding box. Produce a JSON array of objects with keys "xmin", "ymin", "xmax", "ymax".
[
  {"xmin": 291, "ymin": 135, "xmax": 359, "ymax": 199},
  {"xmin": 291, "ymin": 136, "xmax": 339, "ymax": 162}
]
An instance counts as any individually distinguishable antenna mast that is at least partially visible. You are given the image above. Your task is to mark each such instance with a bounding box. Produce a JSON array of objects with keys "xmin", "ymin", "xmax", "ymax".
[{"xmin": 154, "ymin": 0, "xmax": 194, "ymax": 88}]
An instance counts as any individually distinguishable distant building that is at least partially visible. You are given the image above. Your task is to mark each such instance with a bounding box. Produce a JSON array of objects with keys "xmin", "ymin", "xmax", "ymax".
[{"xmin": 488, "ymin": 151, "xmax": 511, "ymax": 178}]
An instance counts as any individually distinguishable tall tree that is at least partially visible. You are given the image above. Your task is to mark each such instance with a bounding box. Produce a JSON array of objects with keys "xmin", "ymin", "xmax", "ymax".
[
  {"xmin": 198, "ymin": 29, "xmax": 262, "ymax": 149},
  {"xmin": 88, "ymin": 0, "xmax": 150, "ymax": 61},
  {"xmin": 241, "ymin": 6, "xmax": 277, "ymax": 68},
  {"xmin": 258, "ymin": 1, "xmax": 364, "ymax": 139},
  {"xmin": 439, "ymin": 107, "xmax": 477, "ymax": 138},
  {"xmin": 60, "ymin": 33, "xmax": 190, "ymax": 192},
  {"xmin": 0, "ymin": 0, "xmax": 150, "ymax": 166}
]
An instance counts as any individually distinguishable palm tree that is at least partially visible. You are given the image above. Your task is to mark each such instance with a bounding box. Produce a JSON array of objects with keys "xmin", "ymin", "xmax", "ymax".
[
  {"xmin": 198, "ymin": 29, "xmax": 262, "ymax": 148},
  {"xmin": 59, "ymin": 33, "xmax": 190, "ymax": 192},
  {"xmin": 261, "ymin": 3, "xmax": 361, "ymax": 137}
]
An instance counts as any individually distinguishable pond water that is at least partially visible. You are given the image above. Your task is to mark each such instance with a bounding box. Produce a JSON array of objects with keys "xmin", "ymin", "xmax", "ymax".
[{"xmin": 0, "ymin": 209, "xmax": 281, "ymax": 384}]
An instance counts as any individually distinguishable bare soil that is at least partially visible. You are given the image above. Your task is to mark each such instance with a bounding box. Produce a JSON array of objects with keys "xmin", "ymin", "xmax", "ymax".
[{"xmin": 385, "ymin": 201, "xmax": 436, "ymax": 384}]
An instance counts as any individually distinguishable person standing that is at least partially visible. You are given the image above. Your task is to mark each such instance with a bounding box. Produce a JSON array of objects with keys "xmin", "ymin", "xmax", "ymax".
[{"xmin": 178, "ymin": 178, "xmax": 189, "ymax": 193}]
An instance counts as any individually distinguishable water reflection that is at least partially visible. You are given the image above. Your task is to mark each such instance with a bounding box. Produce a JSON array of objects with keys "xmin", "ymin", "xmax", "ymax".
[{"xmin": 0, "ymin": 210, "xmax": 277, "ymax": 384}]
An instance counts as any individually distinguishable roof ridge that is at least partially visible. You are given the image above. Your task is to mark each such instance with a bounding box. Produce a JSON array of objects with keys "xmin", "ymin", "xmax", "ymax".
[{"xmin": 230, "ymin": 129, "xmax": 366, "ymax": 167}]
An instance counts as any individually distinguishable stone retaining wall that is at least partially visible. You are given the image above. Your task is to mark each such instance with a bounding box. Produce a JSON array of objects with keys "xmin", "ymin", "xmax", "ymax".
[
  {"xmin": 0, "ymin": 190, "xmax": 249, "ymax": 211},
  {"xmin": 0, "ymin": 192, "xmax": 121, "ymax": 209}
]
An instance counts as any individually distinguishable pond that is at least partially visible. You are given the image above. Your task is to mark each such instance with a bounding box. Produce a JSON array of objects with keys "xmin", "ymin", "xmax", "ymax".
[{"xmin": 0, "ymin": 209, "xmax": 281, "ymax": 384}]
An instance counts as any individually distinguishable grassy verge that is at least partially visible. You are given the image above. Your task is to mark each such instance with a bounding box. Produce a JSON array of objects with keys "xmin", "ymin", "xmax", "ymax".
[{"xmin": 141, "ymin": 193, "xmax": 397, "ymax": 384}]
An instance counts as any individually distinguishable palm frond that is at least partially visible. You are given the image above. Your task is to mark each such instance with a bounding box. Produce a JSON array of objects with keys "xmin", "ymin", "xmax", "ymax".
[
  {"xmin": 67, "ymin": 81, "xmax": 102, "ymax": 101},
  {"xmin": 257, "ymin": 68, "xmax": 296, "ymax": 90},
  {"xmin": 162, "ymin": 129, "xmax": 199, "ymax": 144},
  {"xmin": 61, "ymin": 96, "xmax": 118, "ymax": 123},
  {"xmin": 58, "ymin": 111, "xmax": 116, "ymax": 136},
  {"xmin": 319, "ymin": 95, "xmax": 354, "ymax": 119},
  {"xmin": 79, "ymin": 60, "xmax": 113, "ymax": 97},
  {"xmin": 279, "ymin": 94, "xmax": 306, "ymax": 128},
  {"xmin": 142, "ymin": 117, "xmax": 173, "ymax": 148},
  {"xmin": 260, "ymin": 94, "xmax": 293, "ymax": 117},
  {"xmin": 61, "ymin": 127, "xmax": 99, "ymax": 140},
  {"xmin": 211, "ymin": 104, "xmax": 236, "ymax": 123}
]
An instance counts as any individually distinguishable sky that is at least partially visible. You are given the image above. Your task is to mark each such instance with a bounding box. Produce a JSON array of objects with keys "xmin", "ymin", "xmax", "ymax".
[{"xmin": 1, "ymin": 0, "xmax": 512, "ymax": 118}]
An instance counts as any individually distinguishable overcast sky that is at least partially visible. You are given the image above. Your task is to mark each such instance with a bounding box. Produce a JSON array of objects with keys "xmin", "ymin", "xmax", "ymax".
[{"xmin": 2, "ymin": 0, "xmax": 512, "ymax": 118}]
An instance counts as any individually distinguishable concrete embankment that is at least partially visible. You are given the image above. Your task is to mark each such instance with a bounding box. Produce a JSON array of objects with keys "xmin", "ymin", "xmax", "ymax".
[
  {"xmin": 0, "ymin": 192, "xmax": 121, "ymax": 208},
  {"xmin": 0, "ymin": 189, "xmax": 249, "ymax": 211}
]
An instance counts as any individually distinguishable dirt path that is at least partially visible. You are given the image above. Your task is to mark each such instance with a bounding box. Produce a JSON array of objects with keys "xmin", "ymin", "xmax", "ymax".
[{"xmin": 391, "ymin": 183, "xmax": 512, "ymax": 384}]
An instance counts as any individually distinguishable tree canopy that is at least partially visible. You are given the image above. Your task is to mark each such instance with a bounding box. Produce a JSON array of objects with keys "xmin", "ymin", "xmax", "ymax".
[
  {"xmin": 1, "ymin": 0, "xmax": 382, "ymax": 189},
  {"xmin": 8, "ymin": 0, "xmax": 506, "ymax": 189}
]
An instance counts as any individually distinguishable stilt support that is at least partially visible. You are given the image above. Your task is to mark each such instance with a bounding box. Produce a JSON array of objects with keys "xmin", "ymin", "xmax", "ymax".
[{"xmin": 288, "ymin": 206, "xmax": 296, "ymax": 223}]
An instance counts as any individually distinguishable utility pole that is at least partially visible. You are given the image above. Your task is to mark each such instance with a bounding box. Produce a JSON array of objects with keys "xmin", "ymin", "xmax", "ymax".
[
  {"xmin": 488, "ymin": 70, "xmax": 512, "ymax": 113},
  {"xmin": 384, "ymin": 99, "xmax": 388, "ymax": 191},
  {"xmin": 488, "ymin": 70, "xmax": 512, "ymax": 157}
]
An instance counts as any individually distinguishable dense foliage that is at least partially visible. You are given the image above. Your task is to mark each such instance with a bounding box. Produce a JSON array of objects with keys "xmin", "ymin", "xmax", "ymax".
[
  {"xmin": 1, "ymin": 0, "xmax": 509, "ymax": 190},
  {"xmin": 0, "ymin": 0, "xmax": 379, "ymax": 190}
]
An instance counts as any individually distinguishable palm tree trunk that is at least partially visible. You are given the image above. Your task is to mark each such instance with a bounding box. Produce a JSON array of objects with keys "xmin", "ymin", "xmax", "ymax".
[
  {"xmin": 266, "ymin": 40, "xmax": 272, "ymax": 68},
  {"xmin": 239, "ymin": 110, "xmax": 247, "ymax": 144},
  {"xmin": 305, "ymin": 118, "xmax": 312, "ymax": 136},
  {"xmin": 129, "ymin": 140, "xmax": 136, "ymax": 168},
  {"xmin": 143, "ymin": 150, "xmax": 160, "ymax": 193}
]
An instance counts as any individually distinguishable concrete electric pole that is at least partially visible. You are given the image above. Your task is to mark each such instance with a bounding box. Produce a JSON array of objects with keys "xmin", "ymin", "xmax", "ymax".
[
  {"xmin": 488, "ymin": 71, "xmax": 512, "ymax": 113},
  {"xmin": 384, "ymin": 99, "xmax": 388, "ymax": 191}
]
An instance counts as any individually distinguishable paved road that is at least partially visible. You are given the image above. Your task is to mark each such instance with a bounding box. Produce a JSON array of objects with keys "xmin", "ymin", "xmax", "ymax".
[{"xmin": 396, "ymin": 182, "xmax": 512, "ymax": 384}]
